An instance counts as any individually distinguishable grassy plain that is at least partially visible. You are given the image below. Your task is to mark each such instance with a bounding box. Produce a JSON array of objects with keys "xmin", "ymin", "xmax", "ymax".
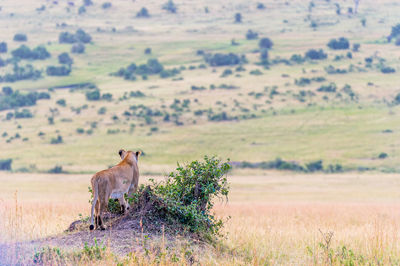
[
  {"xmin": 1, "ymin": 172, "xmax": 400, "ymax": 264},
  {"xmin": 0, "ymin": 0, "xmax": 400, "ymax": 172}
]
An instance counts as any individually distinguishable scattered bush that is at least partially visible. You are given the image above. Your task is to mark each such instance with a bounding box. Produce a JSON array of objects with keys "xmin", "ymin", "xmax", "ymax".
[
  {"xmin": 85, "ymin": 89, "xmax": 100, "ymax": 101},
  {"xmin": 257, "ymin": 3, "xmax": 266, "ymax": 9},
  {"xmin": 78, "ymin": 6, "xmax": 86, "ymax": 14},
  {"xmin": 83, "ymin": 0, "xmax": 93, "ymax": 6},
  {"xmin": 162, "ymin": 0, "xmax": 177, "ymax": 13},
  {"xmin": 381, "ymin": 66, "xmax": 396, "ymax": 74},
  {"xmin": 221, "ymin": 69, "xmax": 233, "ymax": 77},
  {"xmin": 305, "ymin": 49, "xmax": 327, "ymax": 60},
  {"xmin": 204, "ymin": 53, "xmax": 245, "ymax": 66},
  {"xmin": 48, "ymin": 165, "xmax": 65, "ymax": 173},
  {"xmin": 246, "ymin": 30, "xmax": 258, "ymax": 40},
  {"xmin": 317, "ymin": 83, "xmax": 337, "ymax": 93},
  {"xmin": 378, "ymin": 152, "xmax": 388, "ymax": 159},
  {"xmin": 0, "ymin": 64, "xmax": 42, "ymax": 82},
  {"xmin": 56, "ymin": 99, "xmax": 66, "ymax": 106},
  {"xmin": 14, "ymin": 108, "xmax": 33, "ymax": 118},
  {"xmin": 101, "ymin": 93, "xmax": 112, "ymax": 101},
  {"xmin": 0, "ymin": 89, "xmax": 49, "ymax": 111},
  {"xmin": 327, "ymin": 37, "xmax": 350, "ymax": 50},
  {"xmin": 389, "ymin": 24, "xmax": 400, "ymax": 41},
  {"xmin": 98, "ymin": 107, "xmax": 107, "ymax": 115},
  {"xmin": 46, "ymin": 65, "xmax": 71, "ymax": 76},
  {"xmin": 191, "ymin": 85, "xmax": 206, "ymax": 91},
  {"xmin": 127, "ymin": 156, "xmax": 230, "ymax": 239},
  {"xmin": 290, "ymin": 54, "xmax": 305, "ymax": 64},
  {"xmin": 259, "ymin": 37, "xmax": 273, "ymax": 49},
  {"xmin": 234, "ymin": 13, "xmax": 242, "ymax": 23},
  {"xmin": 101, "ymin": 2, "xmax": 111, "ymax": 9},
  {"xmin": 71, "ymin": 43, "xmax": 85, "ymax": 54},
  {"xmin": 50, "ymin": 135, "xmax": 63, "ymax": 144},
  {"xmin": 0, "ymin": 159, "xmax": 12, "ymax": 171},
  {"xmin": 136, "ymin": 7, "xmax": 150, "ymax": 17},
  {"xmin": 352, "ymin": 43, "xmax": 360, "ymax": 52},
  {"xmin": 306, "ymin": 160, "xmax": 323, "ymax": 172},
  {"xmin": 11, "ymin": 45, "xmax": 51, "ymax": 60},
  {"xmin": 76, "ymin": 128, "xmax": 84, "ymax": 134},
  {"xmin": 0, "ymin": 42, "xmax": 7, "ymax": 53},
  {"xmin": 58, "ymin": 52, "xmax": 73, "ymax": 65},
  {"xmin": 59, "ymin": 29, "xmax": 92, "ymax": 44},
  {"xmin": 13, "ymin": 33, "xmax": 27, "ymax": 42}
]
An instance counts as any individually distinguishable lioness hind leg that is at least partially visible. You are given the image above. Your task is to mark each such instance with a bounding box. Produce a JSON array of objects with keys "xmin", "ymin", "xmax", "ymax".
[
  {"xmin": 98, "ymin": 198, "xmax": 108, "ymax": 230},
  {"xmin": 118, "ymin": 196, "xmax": 129, "ymax": 214}
]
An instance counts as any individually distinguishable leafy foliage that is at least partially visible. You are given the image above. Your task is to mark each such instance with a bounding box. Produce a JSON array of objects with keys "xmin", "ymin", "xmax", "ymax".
[
  {"xmin": 0, "ymin": 88, "xmax": 49, "ymax": 111},
  {"xmin": 203, "ymin": 53, "xmax": 246, "ymax": 66},
  {"xmin": 162, "ymin": 0, "xmax": 177, "ymax": 13},
  {"xmin": 71, "ymin": 43, "xmax": 85, "ymax": 54},
  {"xmin": 47, "ymin": 65, "xmax": 71, "ymax": 76},
  {"xmin": 0, "ymin": 42, "xmax": 7, "ymax": 53},
  {"xmin": 13, "ymin": 33, "xmax": 27, "ymax": 42},
  {"xmin": 11, "ymin": 45, "xmax": 51, "ymax": 60},
  {"xmin": 259, "ymin": 37, "xmax": 273, "ymax": 49},
  {"xmin": 58, "ymin": 52, "xmax": 73, "ymax": 65},
  {"xmin": 0, "ymin": 159, "xmax": 12, "ymax": 171},
  {"xmin": 246, "ymin": 30, "xmax": 258, "ymax": 40},
  {"xmin": 125, "ymin": 156, "xmax": 231, "ymax": 240},
  {"xmin": 59, "ymin": 29, "xmax": 92, "ymax": 44},
  {"xmin": 136, "ymin": 7, "xmax": 150, "ymax": 17},
  {"xmin": 327, "ymin": 37, "xmax": 350, "ymax": 50},
  {"xmin": 305, "ymin": 49, "xmax": 327, "ymax": 60}
]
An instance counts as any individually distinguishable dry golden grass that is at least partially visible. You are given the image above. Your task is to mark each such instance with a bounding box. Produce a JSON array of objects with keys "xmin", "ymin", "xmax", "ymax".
[{"xmin": 1, "ymin": 172, "xmax": 400, "ymax": 264}]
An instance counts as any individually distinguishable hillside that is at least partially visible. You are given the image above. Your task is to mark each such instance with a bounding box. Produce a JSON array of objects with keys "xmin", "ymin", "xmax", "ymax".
[{"xmin": 0, "ymin": 0, "xmax": 400, "ymax": 174}]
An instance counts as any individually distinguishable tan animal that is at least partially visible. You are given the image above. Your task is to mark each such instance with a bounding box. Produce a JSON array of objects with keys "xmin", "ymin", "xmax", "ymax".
[{"xmin": 89, "ymin": 149, "xmax": 141, "ymax": 230}]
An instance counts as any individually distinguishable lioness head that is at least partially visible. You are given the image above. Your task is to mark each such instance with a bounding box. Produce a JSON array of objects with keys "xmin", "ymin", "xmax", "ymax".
[{"xmin": 118, "ymin": 149, "xmax": 142, "ymax": 163}]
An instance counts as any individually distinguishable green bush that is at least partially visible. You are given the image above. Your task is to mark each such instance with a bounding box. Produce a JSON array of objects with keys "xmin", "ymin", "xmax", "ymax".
[
  {"xmin": 204, "ymin": 53, "xmax": 245, "ymax": 66},
  {"xmin": 11, "ymin": 45, "xmax": 50, "ymax": 60},
  {"xmin": 0, "ymin": 159, "xmax": 12, "ymax": 171},
  {"xmin": 381, "ymin": 66, "xmax": 396, "ymax": 74},
  {"xmin": 246, "ymin": 29, "xmax": 258, "ymax": 40},
  {"xmin": 317, "ymin": 83, "xmax": 337, "ymax": 93},
  {"xmin": 50, "ymin": 135, "xmax": 63, "ymax": 144},
  {"xmin": 259, "ymin": 37, "xmax": 273, "ymax": 49},
  {"xmin": 56, "ymin": 99, "xmax": 66, "ymax": 106},
  {"xmin": 48, "ymin": 165, "xmax": 66, "ymax": 173},
  {"xmin": 13, "ymin": 33, "xmax": 27, "ymax": 42},
  {"xmin": 47, "ymin": 65, "xmax": 71, "ymax": 76},
  {"xmin": 306, "ymin": 160, "xmax": 323, "ymax": 172},
  {"xmin": 58, "ymin": 52, "xmax": 73, "ymax": 65},
  {"xmin": 327, "ymin": 37, "xmax": 350, "ymax": 50},
  {"xmin": 59, "ymin": 29, "xmax": 91, "ymax": 44},
  {"xmin": 85, "ymin": 89, "xmax": 100, "ymax": 101},
  {"xmin": 234, "ymin": 13, "xmax": 242, "ymax": 23},
  {"xmin": 137, "ymin": 7, "xmax": 150, "ymax": 17},
  {"xmin": 101, "ymin": 2, "xmax": 111, "ymax": 9},
  {"xmin": 130, "ymin": 156, "xmax": 231, "ymax": 239},
  {"xmin": 305, "ymin": 49, "xmax": 327, "ymax": 60},
  {"xmin": 71, "ymin": 43, "xmax": 85, "ymax": 54},
  {"xmin": 0, "ymin": 89, "xmax": 50, "ymax": 111},
  {"xmin": 0, "ymin": 42, "xmax": 7, "ymax": 53},
  {"xmin": 162, "ymin": 0, "xmax": 177, "ymax": 13}
]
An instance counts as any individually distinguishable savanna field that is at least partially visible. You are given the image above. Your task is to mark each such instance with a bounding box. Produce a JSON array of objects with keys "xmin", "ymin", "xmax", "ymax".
[{"xmin": 1, "ymin": 0, "xmax": 400, "ymax": 264}]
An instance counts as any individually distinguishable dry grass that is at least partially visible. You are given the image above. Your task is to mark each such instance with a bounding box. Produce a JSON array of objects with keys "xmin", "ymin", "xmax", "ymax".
[{"xmin": 1, "ymin": 172, "xmax": 400, "ymax": 264}]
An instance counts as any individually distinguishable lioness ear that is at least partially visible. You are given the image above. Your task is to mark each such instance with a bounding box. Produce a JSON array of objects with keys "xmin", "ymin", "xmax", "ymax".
[
  {"xmin": 118, "ymin": 149, "xmax": 126, "ymax": 158},
  {"xmin": 135, "ymin": 150, "xmax": 142, "ymax": 158}
]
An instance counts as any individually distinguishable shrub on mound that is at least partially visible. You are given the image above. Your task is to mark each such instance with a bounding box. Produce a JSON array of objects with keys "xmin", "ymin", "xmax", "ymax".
[{"xmin": 79, "ymin": 156, "xmax": 231, "ymax": 241}]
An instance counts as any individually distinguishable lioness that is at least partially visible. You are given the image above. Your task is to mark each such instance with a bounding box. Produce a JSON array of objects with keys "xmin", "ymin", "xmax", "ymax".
[{"xmin": 89, "ymin": 149, "xmax": 141, "ymax": 230}]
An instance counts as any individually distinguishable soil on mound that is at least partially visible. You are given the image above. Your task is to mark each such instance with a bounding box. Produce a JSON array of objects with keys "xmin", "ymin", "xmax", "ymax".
[{"xmin": 0, "ymin": 186, "xmax": 201, "ymax": 265}]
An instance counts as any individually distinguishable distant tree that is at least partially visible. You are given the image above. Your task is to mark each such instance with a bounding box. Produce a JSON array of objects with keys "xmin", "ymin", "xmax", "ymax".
[
  {"xmin": 144, "ymin": 47, "xmax": 152, "ymax": 54},
  {"xmin": 327, "ymin": 37, "xmax": 350, "ymax": 50},
  {"xmin": 352, "ymin": 43, "xmax": 360, "ymax": 51},
  {"xmin": 162, "ymin": 0, "xmax": 177, "ymax": 13},
  {"xmin": 389, "ymin": 24, "xmax": 400, "ymax": 41},
  {"xmin": 0, "ymin": 42, "xmax": 7, "ymax": 53},
  {"xmin": 335, "ymin": 3, "xmax": 341, "ymax": 15},
  {"xmin": 234, "ymin": 13, "xmax": 242, "ymax": 23},
  {"xmin": 136, "ymin": 7, "xmax": 150, "ymax": 17},
  {"xmin": 59, "ymin": 32, "xmax": 76, "ymax": 43},
  {"xmin": 246, "ymin": 30, "xmax": 258, "ymax": 40},
  {"xmin": 75, "ymin": 29, "xmax": 92, "ymax": 43},
  {"xmin": 78, "ymin": 6, "xmax": 86, "ymax": 14},
  {"xmin": 13, "ymin": 33, "xmax": 27, "ymax": 42},
  {"xmin": 204, "ymin": 53, "xmax": 245, "ymax": 66},
  {"xmin": 305, "ymin": 49, "xmax": 327, "ymax": 60},
  {"xmin": 11, "ymin": 45, "xmax": 50, "ymax": 60},
  {"xmin": 102, "ymin": 2, "xmax": 112, "ymax": 9},
  {"xmin": 56, "ymin": 99, "xmax": 66, "ymax": 106},
  {"xmin": 354, "ymin": 0, "xmax": 360, "ymax": 14},
  {"xmin": 86, "ymin": 89, "xmax": 100, "ymax": 101},
  {"xmin": 46, "ymin": 65, "xmax": 71, "ymax": 76},
  {"xmin": 260, "ymin": 49, "xmax": 269, "ymax": 61},
  {"xmin": 396, "ymin": 38, "xmax": 400, "ymax": 46},
  {"xmin": 361, "ymin": 18, "xmax": 366, "ymax": 27},
  {"xmin": 0, "ymin": 58, "xmax": 5, "ymax": 67},
  {"xmin": 58, "ymin": 52, "xmax": 73, "ymax": 65},
  {"xmin": 258, "ymin": 37, "xmax": 273, "ymax": 49},
  {"xmin": 0, "ymin": 159, "xmax": 12, "ymax": 171},
  {"xmin": 257, "ymin": 3, "xmax": 266, "ymax": 10},
  {"xmin": 71, "ymin": 43, "xmax": 85, "ymax": 54},
  {"xmin": 83, "ymin": 0, "xmax": 93, "ymax": 6},
  {"xmin": 2, "ymin": 86, "xmax": 13, "ymax": 95}
]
